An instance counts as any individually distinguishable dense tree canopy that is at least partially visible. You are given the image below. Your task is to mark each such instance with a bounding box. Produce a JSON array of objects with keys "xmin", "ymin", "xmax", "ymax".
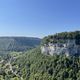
[
  {"xmin": 4, "ymin": 48, "xmax": 80, "ymax": 80},
  {"xmin": 42, "ymin": 31, "xmax": 80, "ymax": 45}
]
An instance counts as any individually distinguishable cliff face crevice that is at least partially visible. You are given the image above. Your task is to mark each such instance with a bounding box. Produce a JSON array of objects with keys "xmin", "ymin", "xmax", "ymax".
[{"xmin": 41, "ymin": 39, "xmax": 80, "ymax": 56}]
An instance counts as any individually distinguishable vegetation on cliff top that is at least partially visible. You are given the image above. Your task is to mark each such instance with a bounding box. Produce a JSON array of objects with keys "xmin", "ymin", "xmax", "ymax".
[{"xmin": 42, "ymin": 31, "xmax": 80, "ymax": 45}]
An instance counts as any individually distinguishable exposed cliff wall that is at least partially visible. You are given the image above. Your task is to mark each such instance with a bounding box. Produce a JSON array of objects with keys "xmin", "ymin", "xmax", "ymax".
[{"xmin": 41, "ymin": 39, "xmax": 80, "ymax": 56}]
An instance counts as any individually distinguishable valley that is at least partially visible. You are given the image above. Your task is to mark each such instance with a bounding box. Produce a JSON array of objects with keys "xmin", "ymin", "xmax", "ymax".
[{"xmin": 0, "ymin": 31, "xmax": 80, "ymax": 80}]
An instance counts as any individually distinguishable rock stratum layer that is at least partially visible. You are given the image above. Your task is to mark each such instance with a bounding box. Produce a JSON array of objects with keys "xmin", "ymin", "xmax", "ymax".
[{"xmin": 41, "ymin": 31, "xmax": 80, "ymax": 56}]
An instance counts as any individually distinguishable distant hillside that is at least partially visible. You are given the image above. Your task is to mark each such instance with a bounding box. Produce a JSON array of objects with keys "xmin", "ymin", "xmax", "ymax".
[{"xmin": 0, "ymin": 37, "xmax": 41, "ymax": 52}]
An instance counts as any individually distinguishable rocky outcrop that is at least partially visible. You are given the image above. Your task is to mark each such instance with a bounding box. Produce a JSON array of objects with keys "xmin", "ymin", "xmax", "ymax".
[{"xmin": 41, "ymin": 40, "xmax": 80, "ymax": 56}]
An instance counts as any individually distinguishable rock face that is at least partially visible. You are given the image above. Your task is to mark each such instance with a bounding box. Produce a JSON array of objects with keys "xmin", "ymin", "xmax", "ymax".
[{"xmin": 41, "ymin": 40, "xmax": 80, "ymax": 56}]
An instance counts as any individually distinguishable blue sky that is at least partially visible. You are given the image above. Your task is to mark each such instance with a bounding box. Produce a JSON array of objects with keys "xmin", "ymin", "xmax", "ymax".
[{"xmin": 0, "ymin": 0, "xmax": 80, "ymax": 38}]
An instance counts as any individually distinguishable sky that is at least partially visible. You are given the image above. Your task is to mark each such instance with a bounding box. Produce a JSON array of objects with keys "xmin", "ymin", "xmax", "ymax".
[{"xmin": 0, "ymin": 0, "xmax": 80, "ymax": 38}]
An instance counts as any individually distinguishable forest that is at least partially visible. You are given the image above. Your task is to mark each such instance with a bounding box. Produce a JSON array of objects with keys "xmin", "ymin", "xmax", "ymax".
[
  {"xmin": 0, "ymin": 31, "xmax": 80, "ymax": 80},
  {"xmin": 42, "ymin": 31, "xmax": 80, "ymax": 45}
]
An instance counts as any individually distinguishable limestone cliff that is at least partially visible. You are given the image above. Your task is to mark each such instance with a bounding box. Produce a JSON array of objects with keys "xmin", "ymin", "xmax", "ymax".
[
  {"xmin": 41, "ymin": 31, "xmax": 80, "ymax": 56},
  {"xmin": 41, "ymin": 40, "xmax": 80, "ymax": 56}
]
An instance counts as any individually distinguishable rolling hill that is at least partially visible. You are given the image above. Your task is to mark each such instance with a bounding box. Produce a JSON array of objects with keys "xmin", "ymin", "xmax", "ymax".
[{"xmin": 0, "ymin": 37, "xmax": 41, "ymax": 52}]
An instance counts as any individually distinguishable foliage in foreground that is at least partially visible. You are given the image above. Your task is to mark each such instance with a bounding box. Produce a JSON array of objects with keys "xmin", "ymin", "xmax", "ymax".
[
  {"xmin": 0, "ymin": 48, "xmax": 80, "ymax": 80},
  {"xmin": 12, "ymin": 48, "xmax": 80, "ymax": 80}
]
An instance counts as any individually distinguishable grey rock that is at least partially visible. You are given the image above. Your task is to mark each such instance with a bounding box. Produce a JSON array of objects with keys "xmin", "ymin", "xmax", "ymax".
[{"xmin": 41, "ymin": 40, "xmax": 80, "ymax": 56}]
